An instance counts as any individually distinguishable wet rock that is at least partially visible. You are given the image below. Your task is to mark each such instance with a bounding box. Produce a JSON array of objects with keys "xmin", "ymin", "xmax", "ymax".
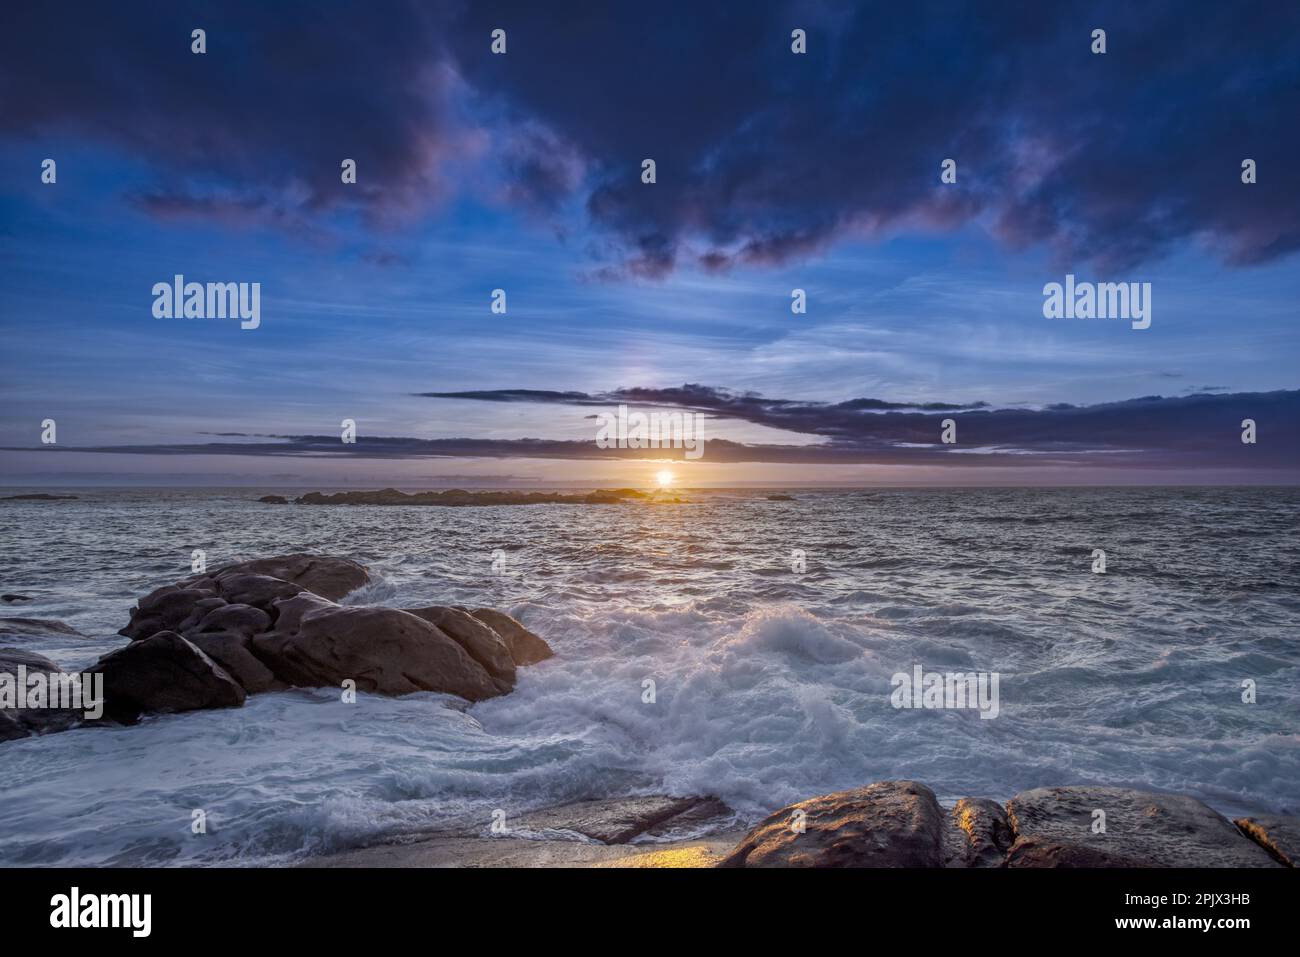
[
  {"xmin": 257, "ymin": 495, "xmax": 288, "ymax": 504},
  {"xmin": 0, "ymin": 618, "xmax": 88, "ymax": 640},
  {"xmin": 119, "ymin": 586, "xmax": 220, "ymax": 639},
  {"xmin": 509, "ymin": 796, "xmax": 714, "ymax": 844},
  {"xmin": 201, "ymin": 554, "xmax": 370, "ymax": 601},
  {"xmin": 1005, "ymin": 786, "xmax": 1280, "ymax": 868},
  {"xmin": 186, "ymin": 631, "xmax": 286, "ymax": 694},
  {"xmin": 2, "ymin": 594, "xmax": 34, "ymax": 603},
  {"xmin": 186, "ymin": 602, "xmax": 273, "ymax": 638},
  {"xmin": 719, "ymin": 780, "xmax": 945, "ymax": 867},
  {"xmin": 404, "ymin": 606, "xmax": 516, "ymax": 693},
  {"xmin": 97, "ymin": 631, "xmax": 246, "ymax": 723},
  {"xmin": 251, "ymin": 605, "xmax": 501, "ymax": 701},
  {"xmin": 1003, "ymin": 836, "xmax": 1145, "ymax": 868},
  {"xmin": 465, "ymin": 608, "xmax": 554, "ymax": 665},
  {"xmin": 0, "ymin": 647, "xmax": 87, "ymax": 738},
  {"xmin": 1234, "ymin": 815, "xmax": 1300, "ymax": 867},
  {"xmin": 943, "ymin": 797, "xmax": 1013, "ymax": 867},
  {"xmin": 1, "ymin": 493, "xmax": 77, "ymax": 501}
]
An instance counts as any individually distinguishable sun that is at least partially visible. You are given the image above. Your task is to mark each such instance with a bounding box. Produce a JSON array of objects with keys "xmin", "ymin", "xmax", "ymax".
[{"xmin": 655, "ymin": 469, "xmax": 676, "ymax": 488}]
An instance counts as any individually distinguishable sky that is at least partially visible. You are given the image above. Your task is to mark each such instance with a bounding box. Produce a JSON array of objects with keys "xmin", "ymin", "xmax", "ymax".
[{"xmin": 1, "ymin": 0, "xmax": 1297, "ymax": 487}]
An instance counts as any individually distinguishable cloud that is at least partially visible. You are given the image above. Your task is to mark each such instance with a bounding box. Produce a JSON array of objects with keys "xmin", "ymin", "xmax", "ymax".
[
  {"xmin": 13, "ymin": 388, "xmax": 1297, "ymax": 472},
  {"xmin": 4, "ymin": 1, "xmax": 1297, "ymax": 274}
]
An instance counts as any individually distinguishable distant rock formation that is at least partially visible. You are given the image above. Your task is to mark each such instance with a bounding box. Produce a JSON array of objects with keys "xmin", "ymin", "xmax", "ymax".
[
  {"xmin": 257, "ymin": 495, "xmax": 288, "ymax": 504},
  {"xmin": 1, "ymin": 493, "xmax": 78, "ymax": 501},
  {"xmin": 294, "ymin": 487, "xmax": 651, "ymax": 507}
]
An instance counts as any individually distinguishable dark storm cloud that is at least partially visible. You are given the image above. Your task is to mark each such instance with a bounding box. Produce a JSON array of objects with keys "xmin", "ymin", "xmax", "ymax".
[
  {"xmin": 11, "ymin": 389, "xmax": 1297, "ymax": 471},
  {"xmin": 3, "ymin": 1, "xmax": 1297, "ymax": 273}
]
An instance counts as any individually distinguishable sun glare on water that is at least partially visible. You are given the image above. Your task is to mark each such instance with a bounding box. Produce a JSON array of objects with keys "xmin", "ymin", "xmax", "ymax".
[{"xmin": 655, "ymin": 469, "xmax": 676, "ymax": 488}]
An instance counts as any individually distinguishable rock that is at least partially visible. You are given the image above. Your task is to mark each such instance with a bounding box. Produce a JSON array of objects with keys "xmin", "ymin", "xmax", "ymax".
[
  {"xmin": 202, "ymin": 554, "xmax": 369, "ymax": 601},
  {"xmin": 943, "ymin": 797, "xmax": 1013, "ymax": 867},
  {"xmin": 508, "ymin": 796, "xmax": 714, "ymax": 844},
  {"xmin": 1234, "ymin": 815, "xmax": 1300, "ymax": 867},
  {"xmin": 1003, "ymin": 836, "xmax": 1145, "ymax": 868},
  {"xmin": 251, "ymin": 604, "xmax": 501, "ymax": 701},
  {"xmin": 404, "ymin": 606, "xmax": 516, "ymax": 693},
  {"xmin": 719, "ymin": 780, "xmax": 945, "ymax": 868},
  {"xmin": 97, "ymin": 631, "xmax": 246, "ymax": 723},
  {"xmin": 766, "ymin": 494, "xmax": 795, "ymax": 501},
  {"xmin": 186, "ymin": 631, "xmax": 285, "ymax": 694},
  {"xmin": 1005, "ymin": 786, "xmax": 1280, "ymax": 868},
  {"xmin": 0, "ymin": 618, "xmax": 88, "ymax": 640},
  {"xmin": 641, "ymin": 797, "xmax": 735, "ymax": 840},
  {"xmin": 0, "ymin": 647, "xmax": 89, "ymax": 738},
  {"xmin": 186, "ymin": 603, "xmax": 272, "ymax": 638},
  {"xmin": 0, "ymin": 493, "xmax": 77, "ymax": 501},
  {"xmin": 203, "ymin": 573, "xmax": 305, "ymax": 611},
  {"xmin": 2, "ymin": 594, "xmax": 34, "ymax": 603},
  {"xmin": 119, "ymin": 586, "xmax": 220, "ymax": 639},
  {"xmin": 465, "ymin": 608, "xmax": 553, "ymax": 665},
  {"xmin": 257, "ymin": 495, "xmax": 289, "ymax": 504}
]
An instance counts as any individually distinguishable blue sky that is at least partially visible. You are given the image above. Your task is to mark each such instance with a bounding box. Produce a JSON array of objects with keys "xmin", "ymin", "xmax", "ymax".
[{"xmin": 1, "ymin": 1, "xmax": 1297, "ymax": 486}]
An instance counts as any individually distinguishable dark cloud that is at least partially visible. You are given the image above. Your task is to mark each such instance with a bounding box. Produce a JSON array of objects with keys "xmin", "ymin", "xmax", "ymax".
[
  {"xmin": 12, "ymin": 389, "xmax": 1298, "ymax": 472},
  {"xmin": 3, "ymin": 1, "xmax": 1296, "ymax": 274}
]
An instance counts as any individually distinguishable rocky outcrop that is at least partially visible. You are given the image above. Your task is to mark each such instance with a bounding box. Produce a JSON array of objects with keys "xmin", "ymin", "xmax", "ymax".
[
  {"xmin": 1005, "ymin": 786, "xmax": 1279, "ymax": 868},
  {"xmin": 107, "ymin": 556, "xmax": 551, "ymax": 708},
  {"xmin": 97, "ymin": 631, "xmax": 246, "ymax": 723},
  {"xmin": 720, "ymin": 781, "xmax": 946, "ymax": 867},
  {"xmin": 257, "ymin": 495, "xmax": 288, "ymax": 504},
  {"xmin": 719, "ymin": 782, "xmax": 1289, "ymax": 868},
  {"xmin": 1233, "ymin": 815, "xmax": 1300, "ymax": 867}
]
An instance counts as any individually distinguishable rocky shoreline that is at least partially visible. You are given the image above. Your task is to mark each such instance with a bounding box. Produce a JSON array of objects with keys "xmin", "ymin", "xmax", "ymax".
[
  {"xmin": 312, "ymin": 781, "xmax": 1299, "ymax": 869},
  {"xmin": 1, "ymin": 553, "xmax": 552, "ymax": 738},
  {"xmin": 3, "ymin": 554, "xmax": 1295, "ymax": 868}
]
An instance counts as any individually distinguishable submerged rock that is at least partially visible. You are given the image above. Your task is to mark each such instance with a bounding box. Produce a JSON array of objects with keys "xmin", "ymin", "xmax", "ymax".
[
  {"xmin": 0, "ymin": 618, "xmax": 89, "ymax": 641},
  {"xmin": 257, "ymin": 495, "xmax": 288, "ymax": 504}
]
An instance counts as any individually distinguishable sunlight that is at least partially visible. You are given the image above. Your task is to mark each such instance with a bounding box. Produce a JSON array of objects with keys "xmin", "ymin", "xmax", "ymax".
[{"xmin": 655, "ymin": 469, "xmax": 676, "ymax": 488}]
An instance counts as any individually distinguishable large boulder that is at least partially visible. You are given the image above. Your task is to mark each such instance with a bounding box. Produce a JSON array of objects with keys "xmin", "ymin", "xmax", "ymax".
[
  {"xmin": 1005, "ymin": 786, "xmax": 1281, "ymax": 868},
  {"xmin": 404, "ymin": 606, "xmax": 516, "ymax": 693},
  {"xmin": 0, "ymin": 647, "xmax": 88, "ymax": 739},
  {"xmin": 251, "ymin": 603, "xmax": 502, "ymax": 701},
  {"xmin": 464, "ymin": 608, "xmax": 554, "ymax": 665},
  {"xmin": 185, "ymin": 631, "xmax": 285, "ymax": 694},
  {"xmin": 719, "ymin": 780, "xmax": 946, "ymax": 867},
  {"xmin": 97, "ymin": 631, "xmax": 246, "ymax": 723}
]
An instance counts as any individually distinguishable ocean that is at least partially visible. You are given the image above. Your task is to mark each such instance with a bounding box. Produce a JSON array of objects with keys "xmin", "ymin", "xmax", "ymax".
[{"xmin": 1, "ymin": 486, "xmax": 1297, "ymax": 866}]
